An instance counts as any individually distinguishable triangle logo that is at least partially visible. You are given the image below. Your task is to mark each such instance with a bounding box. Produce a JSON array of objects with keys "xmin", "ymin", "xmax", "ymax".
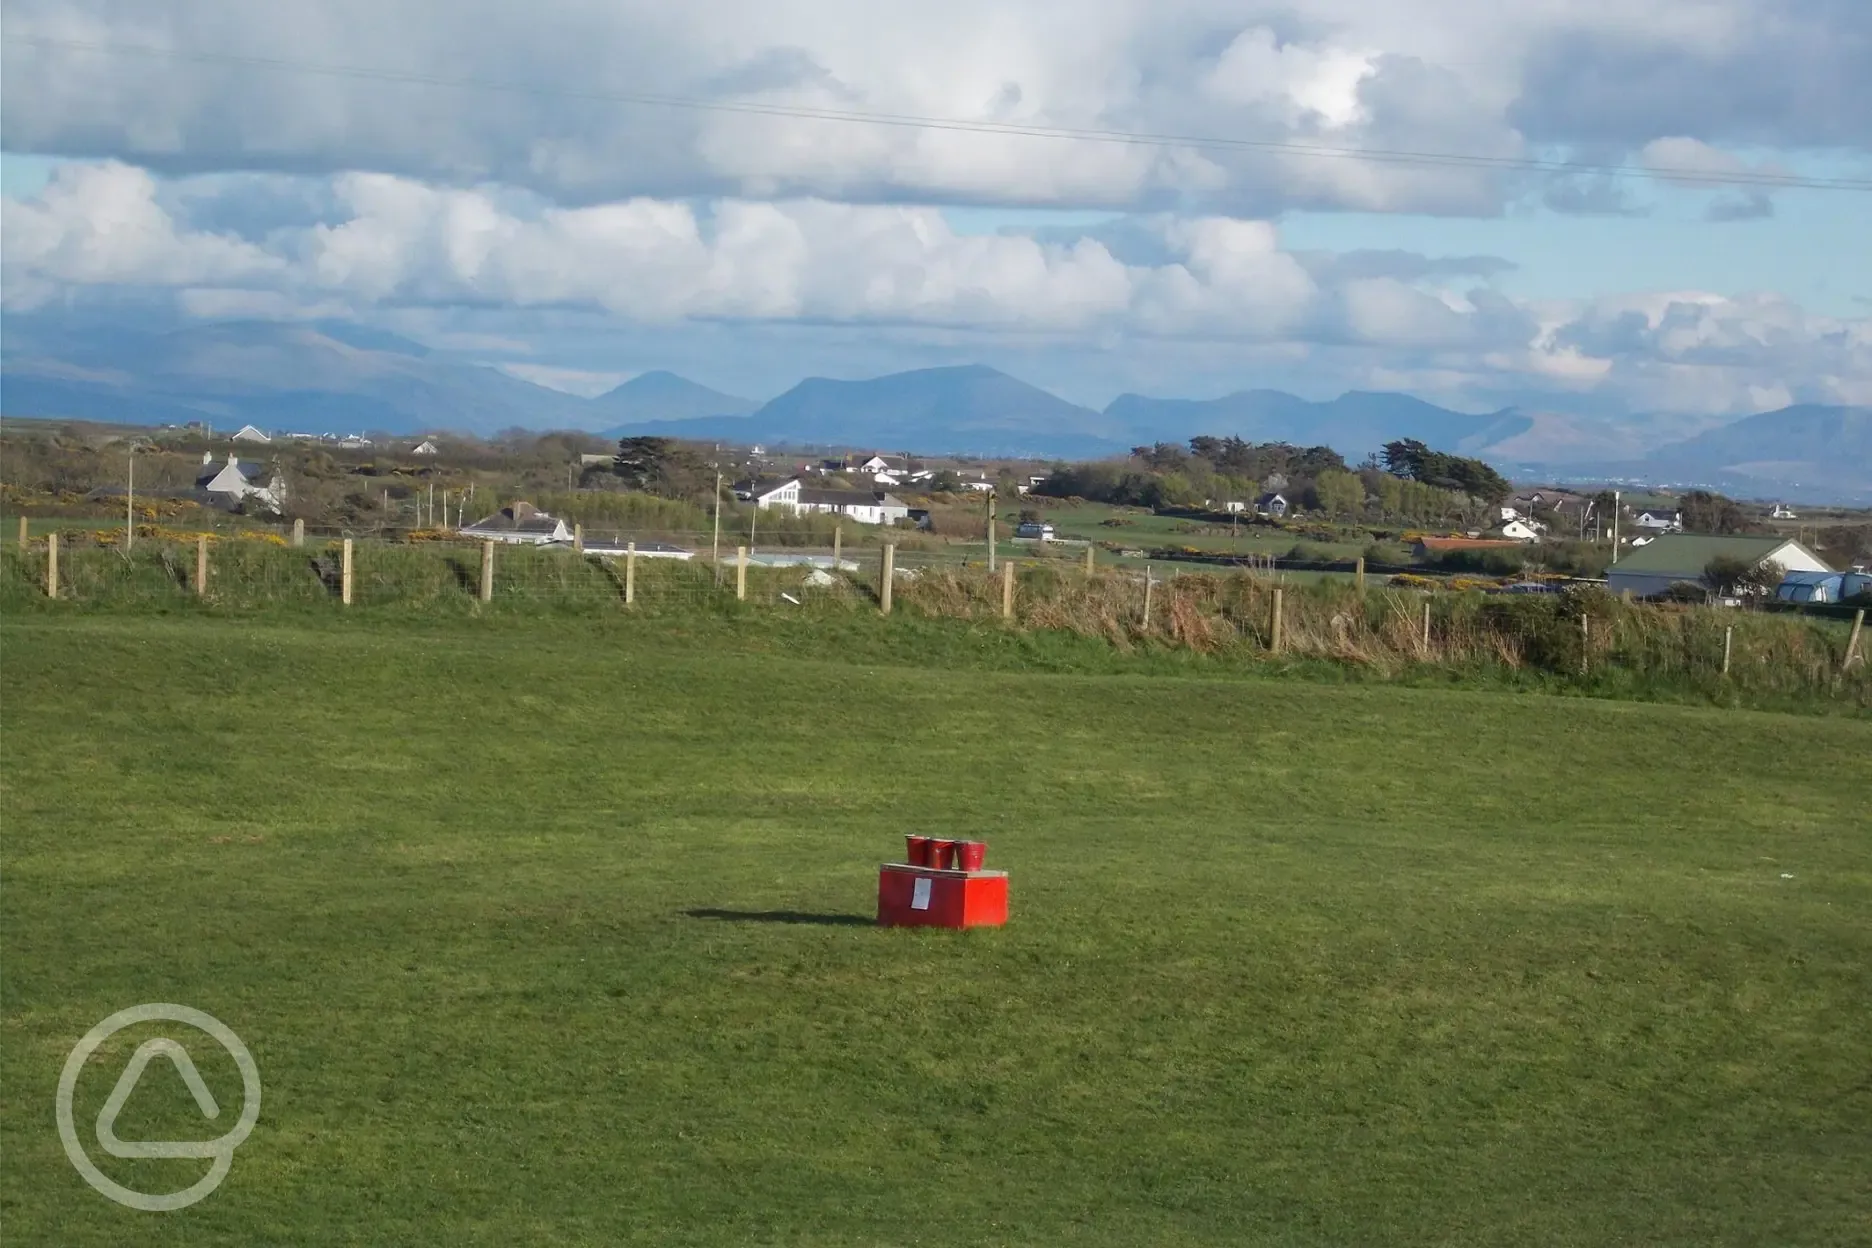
[{"xmin": 96, "ymin": 1039, "xmax": 224, "ymax": 1160}]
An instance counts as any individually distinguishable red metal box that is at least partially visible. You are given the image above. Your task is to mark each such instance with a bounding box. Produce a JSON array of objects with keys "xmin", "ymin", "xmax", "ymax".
[{"xmin": 877, "ymin": 863, "xmax": 1008, "ymax": 929}]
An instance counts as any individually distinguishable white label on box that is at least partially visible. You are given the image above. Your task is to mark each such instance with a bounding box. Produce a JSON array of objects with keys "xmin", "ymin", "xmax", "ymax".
[{"xmin": 911, "ymin": 877, "xmax": 933, "ymax": 910}]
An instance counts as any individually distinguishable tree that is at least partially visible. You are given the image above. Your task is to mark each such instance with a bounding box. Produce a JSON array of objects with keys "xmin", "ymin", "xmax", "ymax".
[
  {"xmin": 1701, "ymin": 555, "xmax": 1781, "ymax": 598},
  {"xmin": 1380, "ymin": 439, "xmax": 1512, "ymax": 503},
  {"xmin": 1680, "ymin": 490, "xmax": 1756, "ymax": 535}
]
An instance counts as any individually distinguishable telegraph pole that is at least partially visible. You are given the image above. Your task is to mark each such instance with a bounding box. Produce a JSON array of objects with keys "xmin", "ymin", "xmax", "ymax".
[
  {"xmin": 711, "ymin": 444, "xmax": 724, "ymax": 583},
  {"xmin": 986, "ymin": 488, "xmax": 997, "ymax": 573},
  {"xmin": 125, "ymin": 449, "xmax": 135, "ymax": 550}
]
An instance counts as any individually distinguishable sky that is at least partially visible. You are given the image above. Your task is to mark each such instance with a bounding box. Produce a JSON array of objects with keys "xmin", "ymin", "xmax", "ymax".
[{"xmin": 2, "ymin": 0, "xmax": 1869, "ymax": 422}]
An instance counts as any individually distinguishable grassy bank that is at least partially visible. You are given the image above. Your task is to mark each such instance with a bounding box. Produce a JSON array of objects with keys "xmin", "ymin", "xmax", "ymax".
[{"xmin": 3, "ymin": 539, "xmax": 1864, "ymax": 714}]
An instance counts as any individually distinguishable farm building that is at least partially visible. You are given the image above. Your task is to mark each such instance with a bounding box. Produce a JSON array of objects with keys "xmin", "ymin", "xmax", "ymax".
[
  {"xmin": 1014, "ymin": 521, "xmax": 1057, "ymax": 541},
  {"xmin": 1605, "ymin": 534, "xmax": 1830, "ymax": 600},
  {"xmin": 461, "ymin": 502, "xmax": 573, "ymax": 545}
]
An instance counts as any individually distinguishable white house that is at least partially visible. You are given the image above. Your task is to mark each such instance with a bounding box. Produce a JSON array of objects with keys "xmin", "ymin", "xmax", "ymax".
[
  {"xmin": 231, "ymin": 424, "xmax": 272, "ymax": 444},
  {"xmin": 1771, "ymin": 503, "xmax": 1798, "ymax": 519},
  {"xmin": 1605, "ymin": 534, "xmax": 1831, "ymax": 600},
  {"xmin": 1498, "ymin": 518, "xmax": 1543, "ymax": 542},
  {"xmin": 794, "ymin": 488, "xmax": 909, "ymax": 525},
  {"xmin": 1256, "ymin": 492, "xmax": 1289, "ymax": 518},
  {"xmin": 411, "ymin": 439, "xmax": 440, "ymax": 456},
  {"xmin": 858, "ymin": 455, "xmax": 908, "ymax": 474},
  {"xmin": 461, "ymin": 501, "xmax": 573, "ymax": 545},
  {"xmin": 958, "ymin": 478, "xmax": 996, "ymax": 493},
  {"xmin": 195, "ymin": 453, "xmax": 286, "ymax": 513},
  {"xmin": 737, "ymin": 478, "xmax": 803, "ymax": 509},
  {"xmin": 1631, "ymin": 509, "xmax": 1683, "ymax": 532},
  {"xmin": 338, "ymin": 435, "xmax": 373, "ymax": 449}
]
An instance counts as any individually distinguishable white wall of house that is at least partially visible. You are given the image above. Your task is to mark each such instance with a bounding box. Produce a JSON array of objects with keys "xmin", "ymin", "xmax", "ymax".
[{"xmin": 752, "ymin": 480, "xmax": 802, "ymax": 509}]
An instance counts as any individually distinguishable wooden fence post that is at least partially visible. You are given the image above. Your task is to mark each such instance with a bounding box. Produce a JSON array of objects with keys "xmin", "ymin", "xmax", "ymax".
[
  {"xmin": 880, "ymin": 543, "xmax": 895, "ymax": 614},
  {"xmin": 1722, "ymin": 625, "xmax": 1733, "ymax": 676},
  {"xmin": 45, "ymin": 531, "xmax": 58, "ymax": 599},
  {"xmin": 736, "ymin": 546, "xmax": 748, "ymax": 601},
  {"xmin": 291, "ymin": 518, "xmax": 305, "ymax": 548},
  {"xmin": 196, "ymin": 535, "xmax": 210, "ymax": 597},
  {"xmin": 1142, "ymin": 564, "xmax": 1154, "ymax": 629},
  {"xmin": 1001, "ymin": 559, "xmax": 1015, "ymax": 620},
  {"xmin": 1842, "ymin": 608, "xmax": 1865, "ymax": 673},
  {"xmin": 1084, "ymin": 544, "xmax": 1096, "ymax": 577},
  {"xmin": 1620, "ymin": 588, "xmax": 1632, "ymax": 604},
  {"xmin": 624, "ymin": 541, "xmax": 636, "ymax": 606},
  {"xmin": 1355, "ymin": 555, "xmax": 1365, "ymax": 592},
  {"xmin": 17, "ymin": 515, "xmax": 27, "ymax": 549},
  {"xmin": 341, "ymin": 538, "xmax": 354, "ymax": 606},
  {"xmin": 1421, "ymin": 601, "xmax": 1432, "ymax": 654},
  {"xmin": 986, "ymin": 493, "xmax": 996, "ymax": 574},
  {"xmin": 832, "ymin": 524, "xmax": 842, "ymax": 568},
  {"xmin": 574, "ymin": 523, "xmax": 584, "ymax": 553},
  {"xmin": 1581, "ymin": 613, "xmax": 1591, "ymax": 675},
  {"xmin": 478, "ymin": 540, "xmax": 494, "ymax": 603},
  {"xmin": 1270, "ymin": 587, "xmax": 1285, "ymax": 654}
]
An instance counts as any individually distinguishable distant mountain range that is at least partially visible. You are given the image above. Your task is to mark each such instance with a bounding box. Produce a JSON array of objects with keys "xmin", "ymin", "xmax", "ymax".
[{"xmin": 2, "ymin": 318, "xmax": 1866, "ymax": 499}]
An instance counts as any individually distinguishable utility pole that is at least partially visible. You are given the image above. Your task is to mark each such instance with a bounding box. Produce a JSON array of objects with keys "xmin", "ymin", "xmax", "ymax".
[
  {"xmin": 986, "ymin": 489, "xmax": 997, "ymax": 574},
  {"xmin": 1611, "ymin": 490, "xmax": 1621, "ymax": 563},
  {"xmin": 711, "ymin": 445, "xmax": 724, "ymax": 584},
  {"xmin": 125, "ymin": 449, "xmax": 135, "ymax": 551}
]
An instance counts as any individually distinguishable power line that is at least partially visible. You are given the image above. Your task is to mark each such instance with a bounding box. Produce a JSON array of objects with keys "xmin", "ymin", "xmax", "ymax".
[{"xmin": 9, "ymin": 33, "xmax": 1872, "ymax": 193}]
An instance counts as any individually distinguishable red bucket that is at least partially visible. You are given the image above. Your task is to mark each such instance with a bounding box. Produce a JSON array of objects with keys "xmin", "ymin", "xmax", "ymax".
[
  {"xmin": 926, "ymin": 839, "xmax": 957, "ymax": 870},
  {"xmin": 905, "ymin": 835, "xmax": 931, "ymax": 867},
  {"xmin": 954, "ymin": 840, "xmax": 987, "ymax": 872}
]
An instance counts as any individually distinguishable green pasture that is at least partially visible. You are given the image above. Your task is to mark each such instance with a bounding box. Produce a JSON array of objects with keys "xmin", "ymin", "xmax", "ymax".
[{"xmin": 2, "ymin": 613, "xmax": 1869, "ymax": 1246}]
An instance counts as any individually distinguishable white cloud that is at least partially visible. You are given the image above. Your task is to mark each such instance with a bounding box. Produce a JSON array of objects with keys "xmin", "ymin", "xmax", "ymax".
[
  {"xmin": 1, "ymin": 161, "xmax": 280, "ymax": 306},
  {"xmin": 6, "ymin": 160, "xmax": 1865, "ymax": 417},
  {"xmin": 4, "ymin": 1, "xmax": 1861, "ymax": 214}
]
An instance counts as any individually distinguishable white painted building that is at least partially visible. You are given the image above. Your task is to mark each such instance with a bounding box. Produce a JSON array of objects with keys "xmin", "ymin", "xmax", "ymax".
[
  {"xmin": 231, "ymin": 424, "xmax": 272, "ymax": 444},
  {"xmin": 411, "ymin": 439, "xmax": 440, "ymax": 456},
  {"xmin": 461, "ymin": 501, "xmax": 573, "ymax": 545},
  {"xmin": 1498, "ymin": 518, "xmax": 1543, "ymax": 542},
  {"xmin": 195, "ymin": 453, "xmax": 286, "ymax": 513},
  {"xmin": 1631, "ymin": 509, "xmax": 1683, "ymax": 532}
]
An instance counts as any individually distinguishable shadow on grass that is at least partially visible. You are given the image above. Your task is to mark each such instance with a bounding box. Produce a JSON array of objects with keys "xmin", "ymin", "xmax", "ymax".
[{"xmin": 683, "ymin": 907, "xmax": 874, "ymax": 927}]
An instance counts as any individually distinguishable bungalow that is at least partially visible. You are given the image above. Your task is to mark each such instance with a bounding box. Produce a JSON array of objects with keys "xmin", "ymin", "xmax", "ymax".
[
  {"xmin": 1256, "ymin": 492, "xmax": 1289, "ymax": 518},
  {"xmin": 1606, "ymin": 534, "xmax": 1830, "ymax": 600},
  {"xmin": 1631, "ymin": 509, "xmax": 1683, "ymax": 532},
  {"xmin": 195, "ymin": 453, "xmax": 287, "ymax": 514},
  {"xmin": 858, "ymin": 454, "xmax": 907, "ymax": 474},
  {"xmin": 231, "ymin": 424, "xmax": 272, "ymax": 444},
  {"xmin": 794, "ymin": 488, "xmax": 909, "ymax": 525},
  {"xmin": 461, "ymin": 501, "xmax": 573, "ymax": 545}
]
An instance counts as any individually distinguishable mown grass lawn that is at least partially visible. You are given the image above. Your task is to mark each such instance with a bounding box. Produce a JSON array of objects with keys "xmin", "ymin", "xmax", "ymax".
[{"xmin": 3, "ymin": 613, "xmax": 1869, "ymax": 1246}]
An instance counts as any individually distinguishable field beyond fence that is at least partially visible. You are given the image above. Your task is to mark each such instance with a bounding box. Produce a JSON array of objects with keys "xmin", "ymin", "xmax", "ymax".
[{"xmin": 4, "ymin": 528, "xmax": 1865, "ymax": 712}]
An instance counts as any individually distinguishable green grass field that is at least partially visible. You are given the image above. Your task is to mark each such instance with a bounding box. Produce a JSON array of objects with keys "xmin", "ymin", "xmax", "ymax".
[{"xmin": 4, "ymin": 613, "xmax": 1869, "ymax": 1246}]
